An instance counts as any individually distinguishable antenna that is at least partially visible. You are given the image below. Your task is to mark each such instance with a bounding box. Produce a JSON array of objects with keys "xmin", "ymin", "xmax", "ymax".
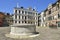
[{"xmin": 17, "ymin": 3, "xmax": 19, "ymax": 7}]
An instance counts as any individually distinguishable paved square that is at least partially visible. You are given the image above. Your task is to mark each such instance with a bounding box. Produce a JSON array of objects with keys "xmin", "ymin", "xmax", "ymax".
[{"xmin": 0, "ymin": 27, "xmax": 60, "ymax": 40}]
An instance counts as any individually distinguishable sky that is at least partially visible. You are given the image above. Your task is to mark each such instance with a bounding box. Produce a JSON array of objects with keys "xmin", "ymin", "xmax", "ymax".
[{"xmin": 0, "ymin": 0, "xmax": 57, "ymax": 14}]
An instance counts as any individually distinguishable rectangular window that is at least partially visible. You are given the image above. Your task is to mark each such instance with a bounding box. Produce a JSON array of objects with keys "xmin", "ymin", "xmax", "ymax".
[
  {"xmin": 19, "ymin": 10, "xmax": 20, "ymax": 13},
  {"xmin": 22, "ymin": 11, "xmax": 24, "ymax": 14},
  {"xmin": 28, "ymin": 16, "xmax": 33, "ymax": 19},
  {"xmin": 15, "ymin": 21, "xmax": 17, "ymax": 23},
  {"xmin": 38, "ymin": 19, "xmax": 41, "ymax": 22},
  {"xmin": 57, "ymin": 21, "xmax": 60, "ymax": 27},
  {"xmin": 25, "ymin": 11, "xmax": 27, "ymax": 14},
  {"xmin": 15, "ymin": 15, "xmax": 17, "ymax": 19},
  {"xmin": 48, "ymin": 10, "xmax": 51, "ymax": 14},
  {"xmin": 22, "ymin": 16, "xmax": 24, "ymax": 19},
  {"xmin": 58, "ymin": 14, "xmax": 60, "ymax": 18},
  {"xmin": 19, "ymin": 16, "xmax": 20, "ymax": 19},
  {"xmin": 22, "ymin": 21, "xmax": 24, "ymax": 23},
  {"xmin": 25, "ymin": 16, "xmax": 27, "ymax": 20},
  {"xmin": 28, "ymin": 12, "xmax": 32, "ymax": 14},
  {"xmin": 36, "ymin": 13, "xmax": 37, "ymax": 15},
  {"xmin": 53, "ymin": 16, "xmax": 54, "ymax": 20},
  {"xmin": 58, "ymin": 24, "xmax": 60, "ymax": 27},
  {"xmin": 31, "ymin": 22, "xmax": 32, "ymax": 24},
  {"xmin": 28, "ymin": 22, "xmax": 30, "ymax": 24},
  {"xmin": 48, "ymin": 16, "xmax": 52, "ymax": 20},
  {"xmin": 25, "ymin": 21, "xmax": 26, "ymax": 23},
  {"xmin": 19, "ymin": 21, "xmax": 20, "ymax": 23},
  {"xmin": 15, "ymin": 10, "xmax": 17, "ymax": 13}
]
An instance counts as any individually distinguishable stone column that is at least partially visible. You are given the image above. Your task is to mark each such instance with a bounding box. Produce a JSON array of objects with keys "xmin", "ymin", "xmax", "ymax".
[
  {"xmin": 35, "ymin": 22, "xmax": 36, "ymax": 25},
  {"xmin": 27, "ymin": 21, "xmax": 28, "ymax": 24},
  {"xmin": 13, "ymin": 21, "xmax": 15, "ymax": 24},
  {"xmin": 21, "ymin": 10, "xmax": 22, "ymax": 14},
  {"xmin": 17, "ymin": 15, "xmax": 19, "ymax": 24},
  {"xmin": 34, "ymin": 16, "xmax": 37, "ymax": 25},
  {"xmin": 27, "ymin": 16, "xmax": 28, "ymax": 20},
  {"xmin": 24, "ymin": 11, "xmax": 25, "ymax": 14},
  {"xmin": 20, "ymin": 15, "xmax": 22, "ymax": 24},
  {"xmin": 13, "ymin": 15, "xmax": 15, "ymax": 24},
  {"xmin": 27, "ymin": 16, "xmax": 28, "ymax": 24},
  {"xmin": 24, "ymin": 16, "xmax": 25, "ymax": 23}
]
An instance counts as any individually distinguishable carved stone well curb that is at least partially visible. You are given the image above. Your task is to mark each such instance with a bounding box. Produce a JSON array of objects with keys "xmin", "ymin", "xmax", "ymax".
[{"xmin": 5, "ymin": 24, "xmax": 39, "ymax": 39}]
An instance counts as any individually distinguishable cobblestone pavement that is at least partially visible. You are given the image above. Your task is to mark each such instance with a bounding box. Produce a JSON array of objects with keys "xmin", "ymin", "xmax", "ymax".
[{"xmin": 0, "ymin": 27, "xmax": 60, "ymax": 40}]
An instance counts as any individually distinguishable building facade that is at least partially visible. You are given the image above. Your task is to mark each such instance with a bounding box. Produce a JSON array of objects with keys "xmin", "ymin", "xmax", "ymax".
[
  {"xmin": 38, "ymin": 0, "xmax": 60, "ymax": 28},
  {"xmin": 5, "ymin": 13, "xmax": 13, "ymax": 25},
  {"xmin": 0, "ymin": 12, "xmax": 5, "ymax": 26},
  {"xmin": 13, "ymin": 7, "xmax": 38, "ymax": 26},
  {"xmin": 45, "ymin": 0, "xmax": 60, "ymax": 28},
  {"xmin": 0, "ymin": 12, "xmax": 13, "ymax": 26}
]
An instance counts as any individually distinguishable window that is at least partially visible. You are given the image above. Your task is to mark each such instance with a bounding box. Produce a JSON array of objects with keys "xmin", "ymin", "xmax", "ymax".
[
  {"xmin": 36, "ymin": 13, "xmax": 37, "ymax": 15},
  {"xmin": 15, "ymin": 10, "xmax": 17, "ymax": 13},
  {"xmin": 53, "ymin": 16, "xmax": 54, "ymax": 19},
  {"xmin": 28, "ymin": 22, "xmax": 30, "ymax": 24},
  {"xmin": 22, "ymin": 16, "xmax": 24, "ymax": 19},
  {"xmin": 39, "ymin": 19, "xmax": 41, "ymax": 22},
  {"xmin": 15, "ymin": 21, "xmax": 17, "ymax": 23},
  {"xmin": 19, "ymin": 21, "xmax": 20, "ymax": 23},
  {"xmin": 22, "ymin": 11, "xmax": 24, "ymax": 14},
  {"xmin": 56, "ymin": 3, "xmax": 59, "ymax": 10},
  {"xmin": 25, "ymin": 16, "xmax": 27, "ymax": 19},
  {"xmin": 52, "ymin": 5, "xmax": 58, "ymax": 12},
  {"xmin": 31, "ymin": 22, "xmax": 32, "ymax": 24},
  {"xmin": 28, "ymin": 12, "xmax": 32, "ymax": 14},
  {"xmin": 15, "ymin": 15, "xmax": 17, "ymax": 19},
  {"xmin": 57, "ymin": 21, "xmax": 60, "ymax": 27},
  {"xmin": 19, "ymin": 16, "xmax": 20, "ymax": 19},
  {"xmin": 22, "ymin": 21, "xmax": 24, "ymax": 23},
  {"xmin": 25, "ymin": 11, "xmax": 27, "ymax": 14},
  {"xmin": 28, "ymin": 16, "xmax": 32, "ymax": 19},
  {"xmin": 25, "ymin": 21, "xmax": 27, "ymax": 23},
  {"xmin": 48, "ymin": 16, "xmax": 52, "ymax": 20},
  {"xmin": 48, "ymin": 10, "xmax": 51, "ymax": 14},
  {"xmin": 19, "ymin": 10, "xmax": 20, "ymax": 13},
  {"xmin": 58, "ymin": 14, "xmax": 60, "ymax": 18}
]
